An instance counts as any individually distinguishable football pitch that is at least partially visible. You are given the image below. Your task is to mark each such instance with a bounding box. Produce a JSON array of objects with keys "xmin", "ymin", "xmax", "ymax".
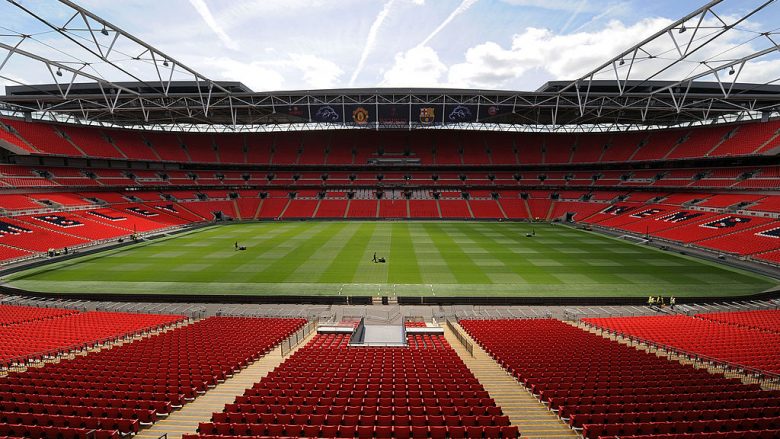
[{"xmin": 3, "ymin": 221, "xmax": 777, "ymax": 297}]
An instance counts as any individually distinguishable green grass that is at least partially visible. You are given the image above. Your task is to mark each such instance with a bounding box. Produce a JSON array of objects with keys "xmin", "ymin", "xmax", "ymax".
[{"xmin": 3, "ymin": 221, "xmax": 777, "ymax": 297}]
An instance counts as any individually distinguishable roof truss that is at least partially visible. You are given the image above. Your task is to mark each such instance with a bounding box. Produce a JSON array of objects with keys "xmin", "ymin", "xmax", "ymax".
[{"xmin": 0, "ymin": 0, "xmax": 779, "ymax": 132}]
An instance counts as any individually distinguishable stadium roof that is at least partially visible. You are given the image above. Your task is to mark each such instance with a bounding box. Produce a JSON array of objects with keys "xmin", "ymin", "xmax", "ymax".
[
  {"xmin": 1, "ymin": 0, "xmax": 779, "ymax": 132},
  {"xmin": 3, "ymin": 80, "xmax": 780, "ymax": 131}
]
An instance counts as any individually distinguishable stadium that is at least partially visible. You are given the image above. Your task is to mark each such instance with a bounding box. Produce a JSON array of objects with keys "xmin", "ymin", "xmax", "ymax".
[{"xmin": 0, "ymin": 0, "xmax": 779, "ymax": 438}]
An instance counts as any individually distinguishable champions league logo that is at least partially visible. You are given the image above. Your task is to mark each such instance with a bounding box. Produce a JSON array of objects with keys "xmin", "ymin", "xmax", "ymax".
[
  {"xmin": 314, "ymin": 106, "xmax": 339, "ymax": 122},
  {"xmin": 448, "ymin": 105, "xmax": 472, "ymax": 122}
]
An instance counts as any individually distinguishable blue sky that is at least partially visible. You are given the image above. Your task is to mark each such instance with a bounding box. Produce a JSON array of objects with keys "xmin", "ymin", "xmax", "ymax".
[{"xmin": 2, "ymin": 0, "xmax": 780, "ymax": 92}]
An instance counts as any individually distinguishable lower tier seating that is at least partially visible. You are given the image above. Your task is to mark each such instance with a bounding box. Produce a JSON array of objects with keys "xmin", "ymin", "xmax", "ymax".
[
  {"xmin": 0, "ymin": 317, "xmax": 305, "ymax": 438},
  {"xmin": 189, "ymin": 333, "xmax": 518, "ymax": 439},
  {"xmin": 582, "ymin": 315, "xmax": 780, "ymax": 374},
  {"xmin": 0, "ymin": 311, "xmax": 185, "ymax": 366},
  {"xmin": 459, "ymin": 318, "xmax": 780, "ymax": 439},
  {"xmin": 0, "ymin": 188, "xmax": 777, "ymax": 267},
  {"xmin": 0, "ymin": 304, "xmax": 77, "ymax": 327},
  {"xmin": 697, "ymin": 310, "xmax": 780, "ymax": 334}
]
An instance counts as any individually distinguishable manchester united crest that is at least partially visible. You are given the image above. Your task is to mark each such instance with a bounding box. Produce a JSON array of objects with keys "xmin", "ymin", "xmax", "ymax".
[
  {"xmin": 352, "ymin": 107, "xmax": 369, "ymax": 125},
  {"xmin": 420, "ymin": 107, "xmax": 435, "ymax": 124}
]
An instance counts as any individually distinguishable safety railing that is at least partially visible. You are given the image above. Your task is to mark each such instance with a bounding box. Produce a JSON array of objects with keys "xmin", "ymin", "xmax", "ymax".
[
  {"xmin": 280, "ymin": 317, "xmax": 318, "ymax": 357},
  {"xmin": 446, "ymin": 318, "xmax": 473, "ymax": 357}
]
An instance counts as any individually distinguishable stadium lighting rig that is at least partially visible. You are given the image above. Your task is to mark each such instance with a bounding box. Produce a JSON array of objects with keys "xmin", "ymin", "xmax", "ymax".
[
  {"xmin": 0, "ymin": 0, "xmax": 779, "ymax": 132},
  {"xmin": 556, "ymin": 0, "xmax": 780, "ymax": 119}
]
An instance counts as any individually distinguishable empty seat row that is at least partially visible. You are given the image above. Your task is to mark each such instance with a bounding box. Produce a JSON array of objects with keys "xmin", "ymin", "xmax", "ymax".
[
  {"xmin": 459, "ymin": 319, "xmax": 780, "ymax": 439},
  {"xmin": 190, "ymin": 333, "xmax": 518, "ymax": 439},
  {"xmin": 0, "ymin": 317, "xmax": 306, "ymax": 439}
]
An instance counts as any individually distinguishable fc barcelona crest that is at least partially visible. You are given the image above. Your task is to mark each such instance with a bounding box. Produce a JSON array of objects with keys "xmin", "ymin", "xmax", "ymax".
[
  {"xmin": 420, "ymin": 107, "xmax": 435, "ymax": 124},
  {"xmin": 352, "ymin": 107, "xmax": 369, "ymax": 125}
]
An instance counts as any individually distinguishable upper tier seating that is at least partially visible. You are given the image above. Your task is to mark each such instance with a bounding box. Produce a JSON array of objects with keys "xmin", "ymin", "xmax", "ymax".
[
  {"xmin": 600, "ymin": 133, "xmax": 644, "ymax": 162},
  {"xmin": 1, "ymin": 119, "xmax": 83, "ymax": 156},
  {"xmin": 666, "ymin": 125, "xmax": 733, "ymax": 159},
  {"xmin": 582, "ymin": 315, "xmax": 780, "ymax": 374},
  {"xmin": 0, "ymin": 311, "xmax": 185, "ymax": 365},
  {"xmin": 143, "ymin": 132, "xmax": 190, "ymax": 162},
  {"xmin": 190, "ymin": 333, "xmax": 518, "ymax": 439},
  {"xmin": 0, "ymin": 317, "xmax": 304, "ymax": 438},
  {"xmin": 460, "ymin": 318, "xmax": 780, "ymax": 439},
  {"xmin": 180, "ymin": 133, "xmax": 218, "ymax": 163},
  {"xmin": 708, "ymin": 120, "xmax": 780, "ymax": 157},
  {"xmin": 0, "ymin": 121, "xmax": 37, "ymax": 153},
  {"xmin": 216, "ymin": 134, "xmax": 246, "ymax": 164},
  {"xmin": 61, "ymin": 126, "xmax": 124, "ymax": 159},
  {"xmin": 104, "ymin": 130, "xmax": 159, "ymax": 161},
  {"xmin": 2, "ymin": 118, "xmax": 777, "ymax": 164}
]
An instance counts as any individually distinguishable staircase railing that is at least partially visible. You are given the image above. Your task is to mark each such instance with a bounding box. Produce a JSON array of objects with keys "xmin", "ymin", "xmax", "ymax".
[
  {"xmin": 280, "ymin": 317, "xmax": 318, "ymax": 357},
  {"xmin": 446, "ymin": 318, "xmax": 473, "ymax": 357}
]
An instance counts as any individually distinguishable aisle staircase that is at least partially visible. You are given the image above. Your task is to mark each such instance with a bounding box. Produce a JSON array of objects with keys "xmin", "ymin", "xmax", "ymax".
[
  {"xmin": 443, "ymin": 322, "xmax": 577, "ymax": 439},
  {"xmin": 135, "ymin": 331, "xmax": 316, "ymax": 439}
]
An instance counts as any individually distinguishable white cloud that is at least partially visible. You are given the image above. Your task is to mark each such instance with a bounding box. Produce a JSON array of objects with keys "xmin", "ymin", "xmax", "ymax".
[
  {"xmin": 188, "ymin": 0, "xmax": 239, "ymax": 51},
  {"xmin": 350, "ymin": 0, "xmax": 396, "ymax": 86},
  {"xmin": 447, "ymin": 18, "xmax": 673, "ymax": 88},
  {"xmin": 290, "ymin": 54, "xmax": 344, "ymax": 89},
  {"xmin": 202, "ymin": 57, "xmax": 285, "ymax": 91},
  {"xmin": 718, "ymin": 59, "xmax": 780, "ymax": 85},
  {"xmin": 200, "ymin": 54, "xmax": 344, "ymax": 91},
  {"xmin": 381, "ymin": 46, "xmax": 447, "ymax": 87}
]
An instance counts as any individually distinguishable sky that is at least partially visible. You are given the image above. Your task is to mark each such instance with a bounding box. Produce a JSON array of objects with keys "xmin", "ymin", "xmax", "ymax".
[{"xmin": 1, "ymin": 0, "xmax": 780, "ymax": 93}]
